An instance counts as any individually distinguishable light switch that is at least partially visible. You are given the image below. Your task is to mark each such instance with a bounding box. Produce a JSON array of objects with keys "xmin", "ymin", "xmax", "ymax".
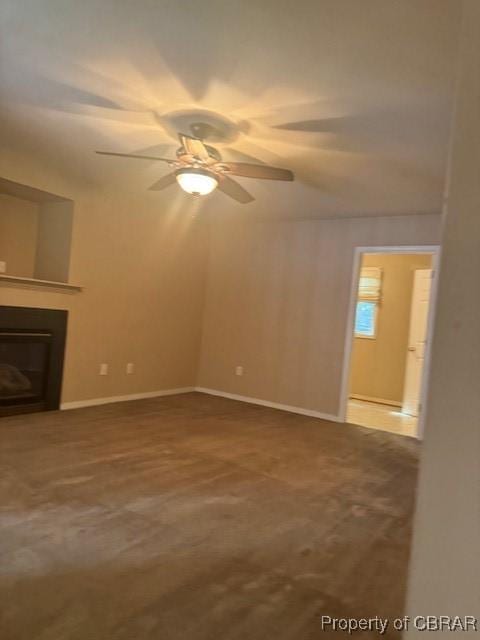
[
  {"xmin": 126, "ymin": 362, "xmax": 134, "ymax": 374},
  {"xmin": 0, "ymin": 261, "xmax": 6, "ymax": 273},
  {"xmin": 235, "ymin": 366, "xmax": 244, "ymax": 376},
  {"xmin": 99, "ymin": 363, "xmax": 108, "ymax": 375}
]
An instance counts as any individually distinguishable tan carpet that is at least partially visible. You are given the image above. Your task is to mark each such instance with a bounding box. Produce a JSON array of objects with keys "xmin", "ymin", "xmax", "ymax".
[{"xmin": 0, "ymin": 392, "xmax": 418, "ymax": 639}]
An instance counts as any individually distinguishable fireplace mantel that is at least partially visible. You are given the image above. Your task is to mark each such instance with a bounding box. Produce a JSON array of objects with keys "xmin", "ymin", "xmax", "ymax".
[{"xmin": 0, "ymin": 274, "xmax": 82, "ymax": 293}]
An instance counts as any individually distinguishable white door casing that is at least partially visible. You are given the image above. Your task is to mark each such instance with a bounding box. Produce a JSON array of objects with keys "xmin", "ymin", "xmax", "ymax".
[
  {"xmin": 402, "ymin": 269, "xmax": 432, "ymax": 417},
  {"xmin": 340, "ymin": 246, "xmax": 439, "ymax": 438}
]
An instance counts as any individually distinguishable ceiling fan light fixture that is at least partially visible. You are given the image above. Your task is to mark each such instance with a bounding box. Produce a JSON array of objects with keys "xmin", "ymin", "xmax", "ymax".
[{"xmin": 175, "ymin": 168, "xmax": 218, "ymax": 196}]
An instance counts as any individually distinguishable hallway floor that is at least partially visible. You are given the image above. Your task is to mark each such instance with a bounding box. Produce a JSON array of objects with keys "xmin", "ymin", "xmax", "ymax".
[{"xmin": 347, "ymin": 399, "xmax": 417, "ymax": 437}]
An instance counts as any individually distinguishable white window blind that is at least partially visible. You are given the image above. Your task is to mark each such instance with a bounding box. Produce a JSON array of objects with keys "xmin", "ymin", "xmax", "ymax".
[{"xmin": 358, "ymin": 267, "xmax": 382, "ymax": 302}]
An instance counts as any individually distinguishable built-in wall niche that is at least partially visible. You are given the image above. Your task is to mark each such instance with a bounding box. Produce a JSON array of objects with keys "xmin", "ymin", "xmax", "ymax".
[{"xmin": 0, "ymin": 176, "xmax": 75, "ymax": 286}]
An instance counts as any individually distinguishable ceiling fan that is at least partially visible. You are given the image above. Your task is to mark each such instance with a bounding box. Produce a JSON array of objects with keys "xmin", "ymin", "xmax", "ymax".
[{"xmin": 95, "ymin": 133, "xmax": 294, "ymax": 203}]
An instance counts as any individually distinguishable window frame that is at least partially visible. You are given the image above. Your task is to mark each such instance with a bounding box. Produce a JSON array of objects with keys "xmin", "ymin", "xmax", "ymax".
[{"xmin": 354, "ymin": 266, "xmax": 382, "ymax": 339}]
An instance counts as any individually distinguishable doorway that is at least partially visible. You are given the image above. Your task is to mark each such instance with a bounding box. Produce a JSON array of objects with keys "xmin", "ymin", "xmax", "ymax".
[{"xmin": 340, "ymin": 246, "xmax": 439, "ymax": 438}]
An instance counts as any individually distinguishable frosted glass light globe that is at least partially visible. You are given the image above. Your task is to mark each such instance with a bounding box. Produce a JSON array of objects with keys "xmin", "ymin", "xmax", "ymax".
[{"xmin": 176, "ymin": 169, "xmax": 218, "ymax": 196}]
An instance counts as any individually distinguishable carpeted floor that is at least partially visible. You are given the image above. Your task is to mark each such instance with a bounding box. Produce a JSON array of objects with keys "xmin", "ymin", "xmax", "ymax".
[{"xmin": 0, "ymin": 392, "xmax": 418, "ymax": 639}]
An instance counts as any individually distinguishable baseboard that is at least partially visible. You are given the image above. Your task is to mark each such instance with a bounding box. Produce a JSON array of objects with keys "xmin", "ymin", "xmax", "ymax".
[
  {"xmin": 349, "ymin": 393, "xmax": 402, "ymax": 407},
  {"xmin": 60, "ymin": 387, "xmax": 195, "ymax": 410},
  {"xmin": 61, "ymin": 385, "xmax": 341, "ymax": 423},
  {"xmin": 195, "ymin": 387, "xmax": 341, "ymax": 423}
]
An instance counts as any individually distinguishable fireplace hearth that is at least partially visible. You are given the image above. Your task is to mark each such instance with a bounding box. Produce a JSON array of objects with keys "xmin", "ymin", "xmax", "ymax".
[{"xmin": 0, "ymin": 307, "xmax": 67, "ymax": 416}]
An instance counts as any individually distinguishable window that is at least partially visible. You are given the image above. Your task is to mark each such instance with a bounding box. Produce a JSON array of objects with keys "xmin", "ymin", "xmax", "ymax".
[
  {"xmin": 354, "ymin": 266, "xmax": 382, "ymax": 338},
  {"xmin": 355, "ymin": 301, "xmax": 377, "ymax": 337}
]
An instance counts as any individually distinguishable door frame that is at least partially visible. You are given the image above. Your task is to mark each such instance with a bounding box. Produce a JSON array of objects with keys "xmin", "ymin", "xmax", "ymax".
[{"xmin": 338, "ymin": 245, "xmax": 441, "ymax": 439}]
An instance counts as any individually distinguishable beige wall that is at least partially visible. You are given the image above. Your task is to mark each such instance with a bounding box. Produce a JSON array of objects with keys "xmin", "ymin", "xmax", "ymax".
[
  {"xmin": 0, "ymin": 152, "xmax": 209, "ymax": 404},
  {"xmin": 406, "ymin": 0, "xmax": 480, "ymax": 624},
  {"xmin": 35, "ymin": 200, "xmax": 73, "ymax": 282},
  {"xmin": 0, "ymin": 192, "xmax": 39, "ymax": 277},
  {"xmin": 0, "ymin": 145, "xmax": 442, "ymax": 416},
  {"xmin": 349, "ymin": 253, "xmax": 432, "ymax": 405},
  {"xmin": 198, "ymin": 214, "xmax": 442, "ymax": 417}
]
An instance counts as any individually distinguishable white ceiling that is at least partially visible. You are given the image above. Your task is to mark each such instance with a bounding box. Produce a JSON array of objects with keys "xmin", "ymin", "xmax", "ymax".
[{"xmin": 0, "ymin": 0, "xmax": 461, "ymax": 219}]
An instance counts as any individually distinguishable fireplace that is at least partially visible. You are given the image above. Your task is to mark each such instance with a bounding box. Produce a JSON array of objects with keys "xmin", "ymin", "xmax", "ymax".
[{"xmin": 0, "ymin": 307, "xmax": 67, "ymax": 416}]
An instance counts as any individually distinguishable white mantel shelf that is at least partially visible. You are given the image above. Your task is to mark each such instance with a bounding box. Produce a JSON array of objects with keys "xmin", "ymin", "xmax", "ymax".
[{"xmin": 0, "ymin": 274, "xmax": 83, "ymax": 293}]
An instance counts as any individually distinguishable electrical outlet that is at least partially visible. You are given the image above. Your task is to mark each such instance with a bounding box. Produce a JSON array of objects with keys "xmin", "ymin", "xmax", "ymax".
[
  {"xmin": 99, "ymin": 363, "xmax": 108, "ymax": 375},
  {"xmin": 126, "ymin": 362, "xmax": 134, "ymax": 374},
  {"xmin": 235, "ymin": 366, "xmax": 244, "ymax": 376},
  {"xmin": 0, "ymin": 261, "xmax": 6, "ymax": 273}
]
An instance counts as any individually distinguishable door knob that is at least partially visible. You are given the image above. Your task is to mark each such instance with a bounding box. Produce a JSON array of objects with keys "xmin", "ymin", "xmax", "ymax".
[{"xmin": 408, "ymin": 346, "xmax": 416, "ymax": 352}]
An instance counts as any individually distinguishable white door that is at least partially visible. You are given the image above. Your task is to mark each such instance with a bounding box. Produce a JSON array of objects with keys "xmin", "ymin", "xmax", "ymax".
[{"xmin": 402, "ymin": 269, "xmax": 432, "ymax": 417}]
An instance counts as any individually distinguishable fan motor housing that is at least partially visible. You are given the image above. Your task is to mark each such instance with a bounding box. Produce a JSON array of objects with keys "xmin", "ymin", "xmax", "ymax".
[{"xmin": 176, "ymin": 145, "xmax": 221, "ymax": 162}]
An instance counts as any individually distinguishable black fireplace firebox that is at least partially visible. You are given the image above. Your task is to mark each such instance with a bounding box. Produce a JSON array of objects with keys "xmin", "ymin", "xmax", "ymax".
[{"xmin": 0, "ymin": 306, "xmax": 68, "ymax": 416}]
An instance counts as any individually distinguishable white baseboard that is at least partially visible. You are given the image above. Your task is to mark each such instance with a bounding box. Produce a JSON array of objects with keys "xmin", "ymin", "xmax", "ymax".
[
  {"xmin": 60, "ymin": 387, "xmax": 195, "ymax": 410},
  {"xmin": 349, "ymin": 393, "xmax": 402, "ymax": 407},
  {"xmin": 194, "ymin": 387, "xmax": 341, "ymax": 423},
  {"xmin": 61, "ymin": 385, "xmax": 341, "ymax": 424}
]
